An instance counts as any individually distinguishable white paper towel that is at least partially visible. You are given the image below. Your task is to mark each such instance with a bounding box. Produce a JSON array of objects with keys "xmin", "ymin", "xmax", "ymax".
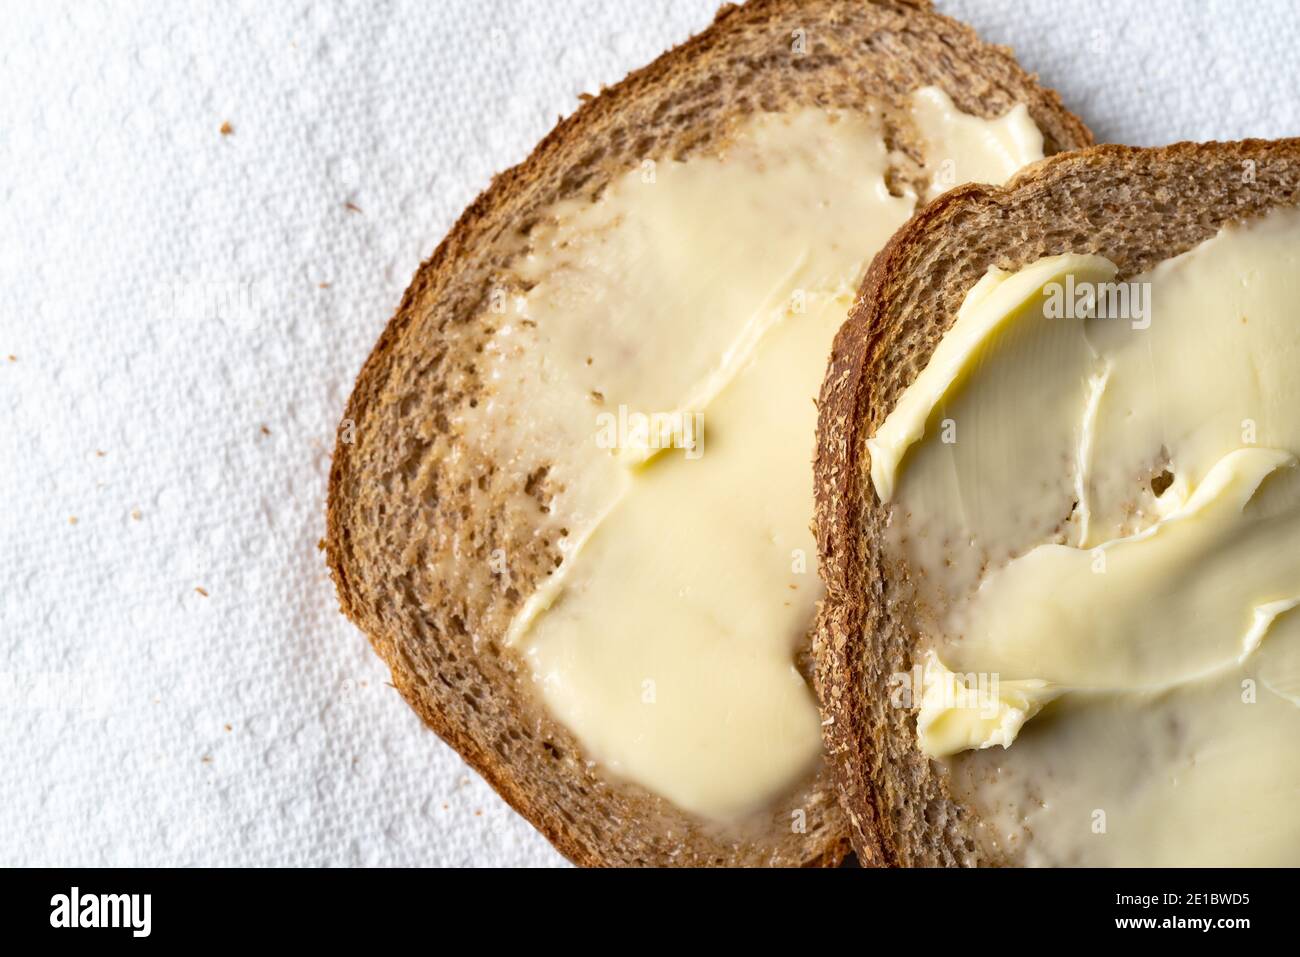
[{"xmin": 3, "ymin": 0, "xmax": 1298, "ymax": 867}]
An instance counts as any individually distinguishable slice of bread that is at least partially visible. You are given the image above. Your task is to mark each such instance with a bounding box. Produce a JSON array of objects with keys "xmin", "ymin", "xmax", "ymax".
[
  {"xmin": 324, "ymin": 0, "xmax": 1091, "ymax": 867},
  {"xmin": 814, "ymin": 139, "xmax": 1300, "ymax": 866}
]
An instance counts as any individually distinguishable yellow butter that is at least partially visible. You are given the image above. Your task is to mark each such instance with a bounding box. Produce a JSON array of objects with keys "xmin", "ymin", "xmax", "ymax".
[
  {"xmin": 914, "ymin": 652, "xmax": 1061, "ymax": 758},
  {"xmin": 867, "ymin": 255, "xmax": 1116, "ymax": 504},
  {"xmin": 910, "ymin": 86, "xmax": 1044, "ymax": 200}
]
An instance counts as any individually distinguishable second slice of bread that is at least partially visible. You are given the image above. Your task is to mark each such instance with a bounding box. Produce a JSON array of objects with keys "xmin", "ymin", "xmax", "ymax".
[{"xmin": 814, "ymin": 139, "xmax": 1300, "ymax": 866}]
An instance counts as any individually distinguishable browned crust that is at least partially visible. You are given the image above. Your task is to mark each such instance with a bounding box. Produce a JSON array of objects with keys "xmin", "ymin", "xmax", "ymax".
[
  {"xmin": 325, "ymin": 0, "xmax": 1092, "ymax": 867},
  {"xmin": 814, "ymin": 139, "xmax": 1300, "ymax": 866}
]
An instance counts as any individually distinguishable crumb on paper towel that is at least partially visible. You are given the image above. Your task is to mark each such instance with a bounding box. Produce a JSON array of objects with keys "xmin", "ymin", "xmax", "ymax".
[
  {"xmin": 343, "ymin": 201, "xmax": 362, "ymax": 213},
  {"xmin": 219, "ymin": 121, "xmax": 233, "ymax": 135},
  {"xmin": 130, "ymin": 509, "xmax": 142, "ymax": 521},
  {"xmin": 195, "ymin": 586, "xmax": 209, "ymax": 597},
  {"xmin": 260, "ymin": 424, "xmax": 270, "ymax": 436},
  {"xmin": 68, "ymin": 516, "xmax": 78, "ymax": 526}
]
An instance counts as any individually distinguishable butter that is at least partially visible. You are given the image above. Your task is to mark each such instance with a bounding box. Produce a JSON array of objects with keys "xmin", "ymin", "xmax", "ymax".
[
  {"xmin": 878, "ymin": 204, "xmax": 1300, "ymax": 864},
  {"xmin": 945, "ymin": 447, "xmax": 1299, "ymax": 689},
  {"xmin": 909, "ymin": 86, "xmax": 1044, "ymax": 200},
  {"xmin": 517, "ymin": 288, "xmax": 851, "ymax": 820},
  {"xmin": 497, "ymin": 91, "xmax": 1045, "ymax": 823},
  {"xmin": 914, "ymin": 652, "xmax": 1061, "ymax": 757},
  {"xmin": 867, "ymin": 255, "xmax": 1116, "ymax": 504}
]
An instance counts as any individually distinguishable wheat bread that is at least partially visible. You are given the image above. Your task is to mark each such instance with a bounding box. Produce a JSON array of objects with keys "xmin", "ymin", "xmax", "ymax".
[
  {"xmin": 813, "ymin": 139, "xmax": 1300, "ymax": 867},
  {"xmin": 325, "ymin": 0, "xmax": 1091, "ymax": 867}
]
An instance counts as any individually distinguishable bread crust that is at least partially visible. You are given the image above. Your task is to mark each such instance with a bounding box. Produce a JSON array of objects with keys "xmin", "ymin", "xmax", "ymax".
[
  {"xmin": 325, "ymin": 0, "xmax": 1092, "ymax": 867},
  {"xmin": 814, "ymin": 139, "xmax": 1300, "ymax": 866}
]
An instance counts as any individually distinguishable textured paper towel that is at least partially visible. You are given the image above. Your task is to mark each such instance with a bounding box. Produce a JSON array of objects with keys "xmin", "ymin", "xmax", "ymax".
[{"xmin": 2, "ymin": 0, "xmax": 1298, "ymax": 867}]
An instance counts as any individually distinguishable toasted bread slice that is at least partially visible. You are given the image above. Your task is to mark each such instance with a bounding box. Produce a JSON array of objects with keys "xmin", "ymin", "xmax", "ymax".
[
  {"xmin": 814, "ymin": 139, "xmax": 1300, "ymax": 867},
  {"xmin": 325, "ymin": 0, "xmax": 1091, "ymax": 867}
]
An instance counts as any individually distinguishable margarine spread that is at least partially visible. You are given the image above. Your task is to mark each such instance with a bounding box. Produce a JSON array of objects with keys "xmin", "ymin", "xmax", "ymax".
[
  {"xmin": 490, "ymin": 90, "xmax": 1043, "ymax": 823},
  {"xmin": 873, "ymin": 205, "xmax": 1300, "ymax": 864}
]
